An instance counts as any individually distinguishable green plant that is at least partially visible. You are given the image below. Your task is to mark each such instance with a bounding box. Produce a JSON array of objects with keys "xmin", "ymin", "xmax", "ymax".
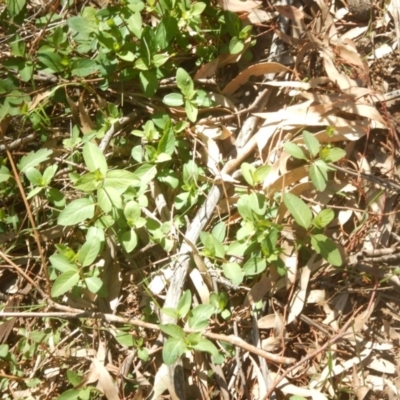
[
  {"xmin": 284, "ymin": 129, "xmax": 346, "ymax": 191},
  {"xmin": 163, "ymin": 67, "xmax": 213, "ymax": 122}
]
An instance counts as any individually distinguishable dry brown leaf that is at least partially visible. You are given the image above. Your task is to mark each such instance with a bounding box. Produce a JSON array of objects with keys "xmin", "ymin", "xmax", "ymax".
[
  {"xmin": 244, "ymin": 274, "xmax": 272, "ymax": 306},
  {"xmin": 246, "ymin": 9, "xmax": 277, "ymax": 24},
  {"xmin": 217, "ymin": 0, "xmax": 261, "ymax": 12},
  {"xmin": 367, "ymin": 356, "xmax": 396, "ymax": 374},
  {"xmin": 222, "ymin": 62, "xmax": 291, "ymax": 95},
  {"xmin": 248, "ymin": 355, "xmax": 267, "ymax": 398},
  {"xmin": 258, "ymin": 313, "xmax": 284, "ymax": 330},
  {"xmin": 78, "ymin": 92, "xmax": 96, "ymax": 133},
  {"xmin": 90, "ymin": 358, "xmax": 120, "ymax": 400},
  {"xmin": 189, "ymin": 268, "xmax": 210, "ymax": 304},
  {"xmin": 275, "ymin": 5, "xmax": 304, "ymax": 20},
  {"xmin": 287, "ymin": 264, "xmax": 310, "ymax": 324},
  {"xmin": 264, "ymin": 165, "xmax": 310, "ymax": 197}
]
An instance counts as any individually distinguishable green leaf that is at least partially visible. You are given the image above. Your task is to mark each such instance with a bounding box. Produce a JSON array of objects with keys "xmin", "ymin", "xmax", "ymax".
[
  {"xmin": 85, "ymin": 276, "xmax": 104, "ymax": 294},
  {"xmin": 77, "ymin": 237, "xmax": 101, "ymax": 267},
  {"xmin": 283, "ymin": 193, "xmax": 312, "ymax": 229},
  {"xmin": 162, "ymin": 337, "xmax": 187, "ymax": 365},
  {"xmin": 284, "ymin": 142, "xmax": 307, "ymax": 160},
  {"xmin": 126, "ymin": 12, "xmax": 142, "ymax": 38},
  {"xmin": 71, "ymin": 59, "xmax": 99, "ymax": 77},
  {"xmin": 26, "ymin": 186, "xmax": 44, "ymax": 200},
  {"xmin": 83, "ymin": 142, "xmax": 107, "ymax": 175},
  {"xmin": 155, "ymin": 16, "xmax": 178, "ymax": 49},
  {"xmin": 322, "ymin": 147, "xmax": 346, "ymax": 163},
  {"xmin": 75, "ymin": 172, "xmax": 102, "ymax": 192},
  {"xmin": 115, "ymin": 330, "xmax": 135, "ymax": 347},
  {"xmin": 241, "ymin": 162, "xmax": 255, "ymax": 186},
  {"xmin": 176, "ymin": 68, "xmax": 194, "ymax": 98},
  {"xmin": 134, "ymin": 164, "xmax": 157, "ymax": 183},
  {"xmin": 0, "ymin": 166, "xmax": 11, "ymax": 183},
  {"xmin": 67, "ymin": 370, "xmax": 83, "ymax": 386},
  {"xmin": 49, "ymin": 254, "xmax": 78, "ymax": 273},
  {"xmin": 104, "ymin": 170, "xmax": 139, "ymax": 192},
  {"xmin": 51, "ymin": 270, "xmax": 80, "ymax": 297},
  {"xmin": 177, "ymin": 290, "xmax": 192, "ymax": 319},
  {"xmin": 18, "ymin": 148, "xmax": 53, "ymax": 173},
  {"xmin": 67, "ymin": 16, "xmax": 98, "ymax": 35},
  {"xmin": 313, "ymin": 208, "xmax": 334, "ymax": 229},
  {"xmin": 159, "ymin": 324, "xmax": 186, "ymax": 339},
  {"xmin": 163, "ymin": 93, "xmax": 184, "ymax": 107},
  {"xmin": 212, "ymin": 222, "xmax": 226, "ymax": 242},
  {"xmin": 254, "ymin": 165, "xmax": 271, "ymax": 183},
  {"xmin": 185, "ymin": 100, "xmax": 198, "ymax": 122},
  {"xmin": 311, "ymin": 234, "xmax": 342, "ymax": 266},
  {"xmin": 158, "ymin": 129, "xmax": 175, "ymax": 156},
  {"xmin": 119, "ymin": 229, "xmax": 138, "ymax": 253},
  {"xmin": 302, "ymin": 130, "xmax": 320, "ymax": 158},
  {"xmin": 7, "ymin": 0, "xmax": 26, "ymax": 17},
  {"xmin": 37, "ymin": 52, "xmax": 65, "ymax": 73},
  {"xmin": 139, "ymin": 70, "xmax": 158, "ymax": 98},
  {"xmin": 57, "ymin": 198, "xmax": 95, "ymax": 226},
  {"xmin": 310, "ymin": 160, "xmax": 329, "ymax": 192},
  {"xmin": 57, "ymin": 389, "xmax": 81, "ymax": 400},
  {"xmin": 190, "ymin": 338, "xmax": 219, "ymax": 356},
  {"xmin": 242, "ymin": 257, "xmax": 267, "ymax": 276},
  {"xmin": 0, "ymin": 344, "xmax": 9, "ymax": 358},
  {"xmin": 191, "ymin": 2, "xmax": 207, "ymax": 15},
  {"xmin": 25, "ymin": 167, "xmax": 42, "ymax": 185},
  {"xmin": 188, "ymin": 304, "xmax": 215, "ymax": 330},
  {"xmin": 42, "ymin": 165, "xmax": 57, "ymax": 185},
  {"xmin": 229, "ymin": 36, "xmax": 244, "ymax": 54}
]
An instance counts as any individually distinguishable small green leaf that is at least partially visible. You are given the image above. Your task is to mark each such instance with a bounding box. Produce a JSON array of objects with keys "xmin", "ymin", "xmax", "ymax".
[
  {"xmin": 212, "ymin": 222, "xmax": 226, "ymax": 242},
  {"xmin": 284, "ymin": 142, "xmax": 307, "ymax": 160},
  {"xmin": 84, "ymin": 276, "xmax": 104, "ymax": 294},
  {"xmin": 51, "ymin": 270, "xmax": 80, "ymax": 297},
  {"xmin": 57, "ymin": 198, "xmax": 95, "ymax": 226},
  {"xmin": 185, "ymin": 100, "xmax": 198, "ymax": 122},
  {"xmin": 163, "ymin": 93, "xmax": 184, "ymax": 107},
  {"xmin": 177, "ymin": 290, "xmax": 192, "ymax": 319},
  {"xmin": 241, "ymin": 162, "xmax": 255, "ymax": 186},
  {"xmin": 222, "ymin": 262, "xmax": 244, "ymax": 286},
  {"xmin": 57, "ymin": 389, "xmax": 82, "ymax": 400},
  {"xmin": 188, "ymin": 304, "xmax": 215, "ymax": 330},
  {"xmin": 310, "ymin": 159, "xmax": 329, "ymax": 192},
  {"xmin": 104, "ymin": 170, "xmax": 139, "ymax": 192},
  {"xmin": 283, "ymin": 193, "xmax": 312, "ymax": 229},
  {"xmin": 254, "ymin": 165, "xmax": 271, "ymax": 183},
  {"xmin": 42, "ymin": 165, "xmax": 57, "ymax": 185},
  {"xmin": 242, "ymin": 257, "xmax": 267, "ymax": 276},
  {"xmin": 190, "ymin": 338, "xmax": 219, "ymax": 356},
  {"xmin": 159, "ymin": 324, "xmax": 186, "ymax": 339},
  {"xmin": 25, "ymin": 167, "xmax": 42, "ymax": 185},
  {"xmin": 176, "ymin": 68, "xmax": 194, "ymax": 98},
  {"xmin": 71, "ymin": 59, "xmax": 99, "ymax": 77},
  {"xmin": 67, "ymin": 15, "xmax": 98, "ymax": 35},
  {"xmin": 313, "ymin": 208, "xmax": 334, "ymax": 229},
  {"xmin": 322, "ymin": 147, "xmax": 346, "ymax": 163},
  {"xmin": 0, "ymin": 344, "xmax": 9, "ymax": 358},
  {"xmin": 49, "ymin": 254, "xmax": 78, "ymax": 273},
  {"xmin": 119, "ymin": 229, "xmax": 138, "ymax": 253},
  {"xmin": 37, "ymin": 52, "xmax": 65, "ymax": 73},
  {"xmin": 0, "ymin": 166, "xmax": 11, "ymax": 183},
  {"xmin": 163, "ymin": 337, "xmax": 187, "ymax": 365},
  {"xmin": 302, "ymin": 130, "xmax": 320, "ymax": 158},
  {"xmin": 77, "ymin": 237, "xmax": 101, "ymax": 267},
  {"xmin": 139, "ymin": 70, "xmax": 158, "ymax": 98},
  {"xmin": 311, "ymin": 234, "xmax": 342, "ymax": 266},
  {"xmin": 18, "ymin": 148, "xmax": 53, "ymax": 173},
  {"xmin": 229, "ymin": 36, "xmax": 244, "ymax": 54},
  {"xmin": 82, "ymin": 142, "xmax": 107, "ymax": 175}
]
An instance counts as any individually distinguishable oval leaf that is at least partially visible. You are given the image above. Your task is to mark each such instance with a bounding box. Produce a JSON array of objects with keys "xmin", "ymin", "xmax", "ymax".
[{"xmin": 283, "ymin": 193, "xmax": 312, "ymax": 229}]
